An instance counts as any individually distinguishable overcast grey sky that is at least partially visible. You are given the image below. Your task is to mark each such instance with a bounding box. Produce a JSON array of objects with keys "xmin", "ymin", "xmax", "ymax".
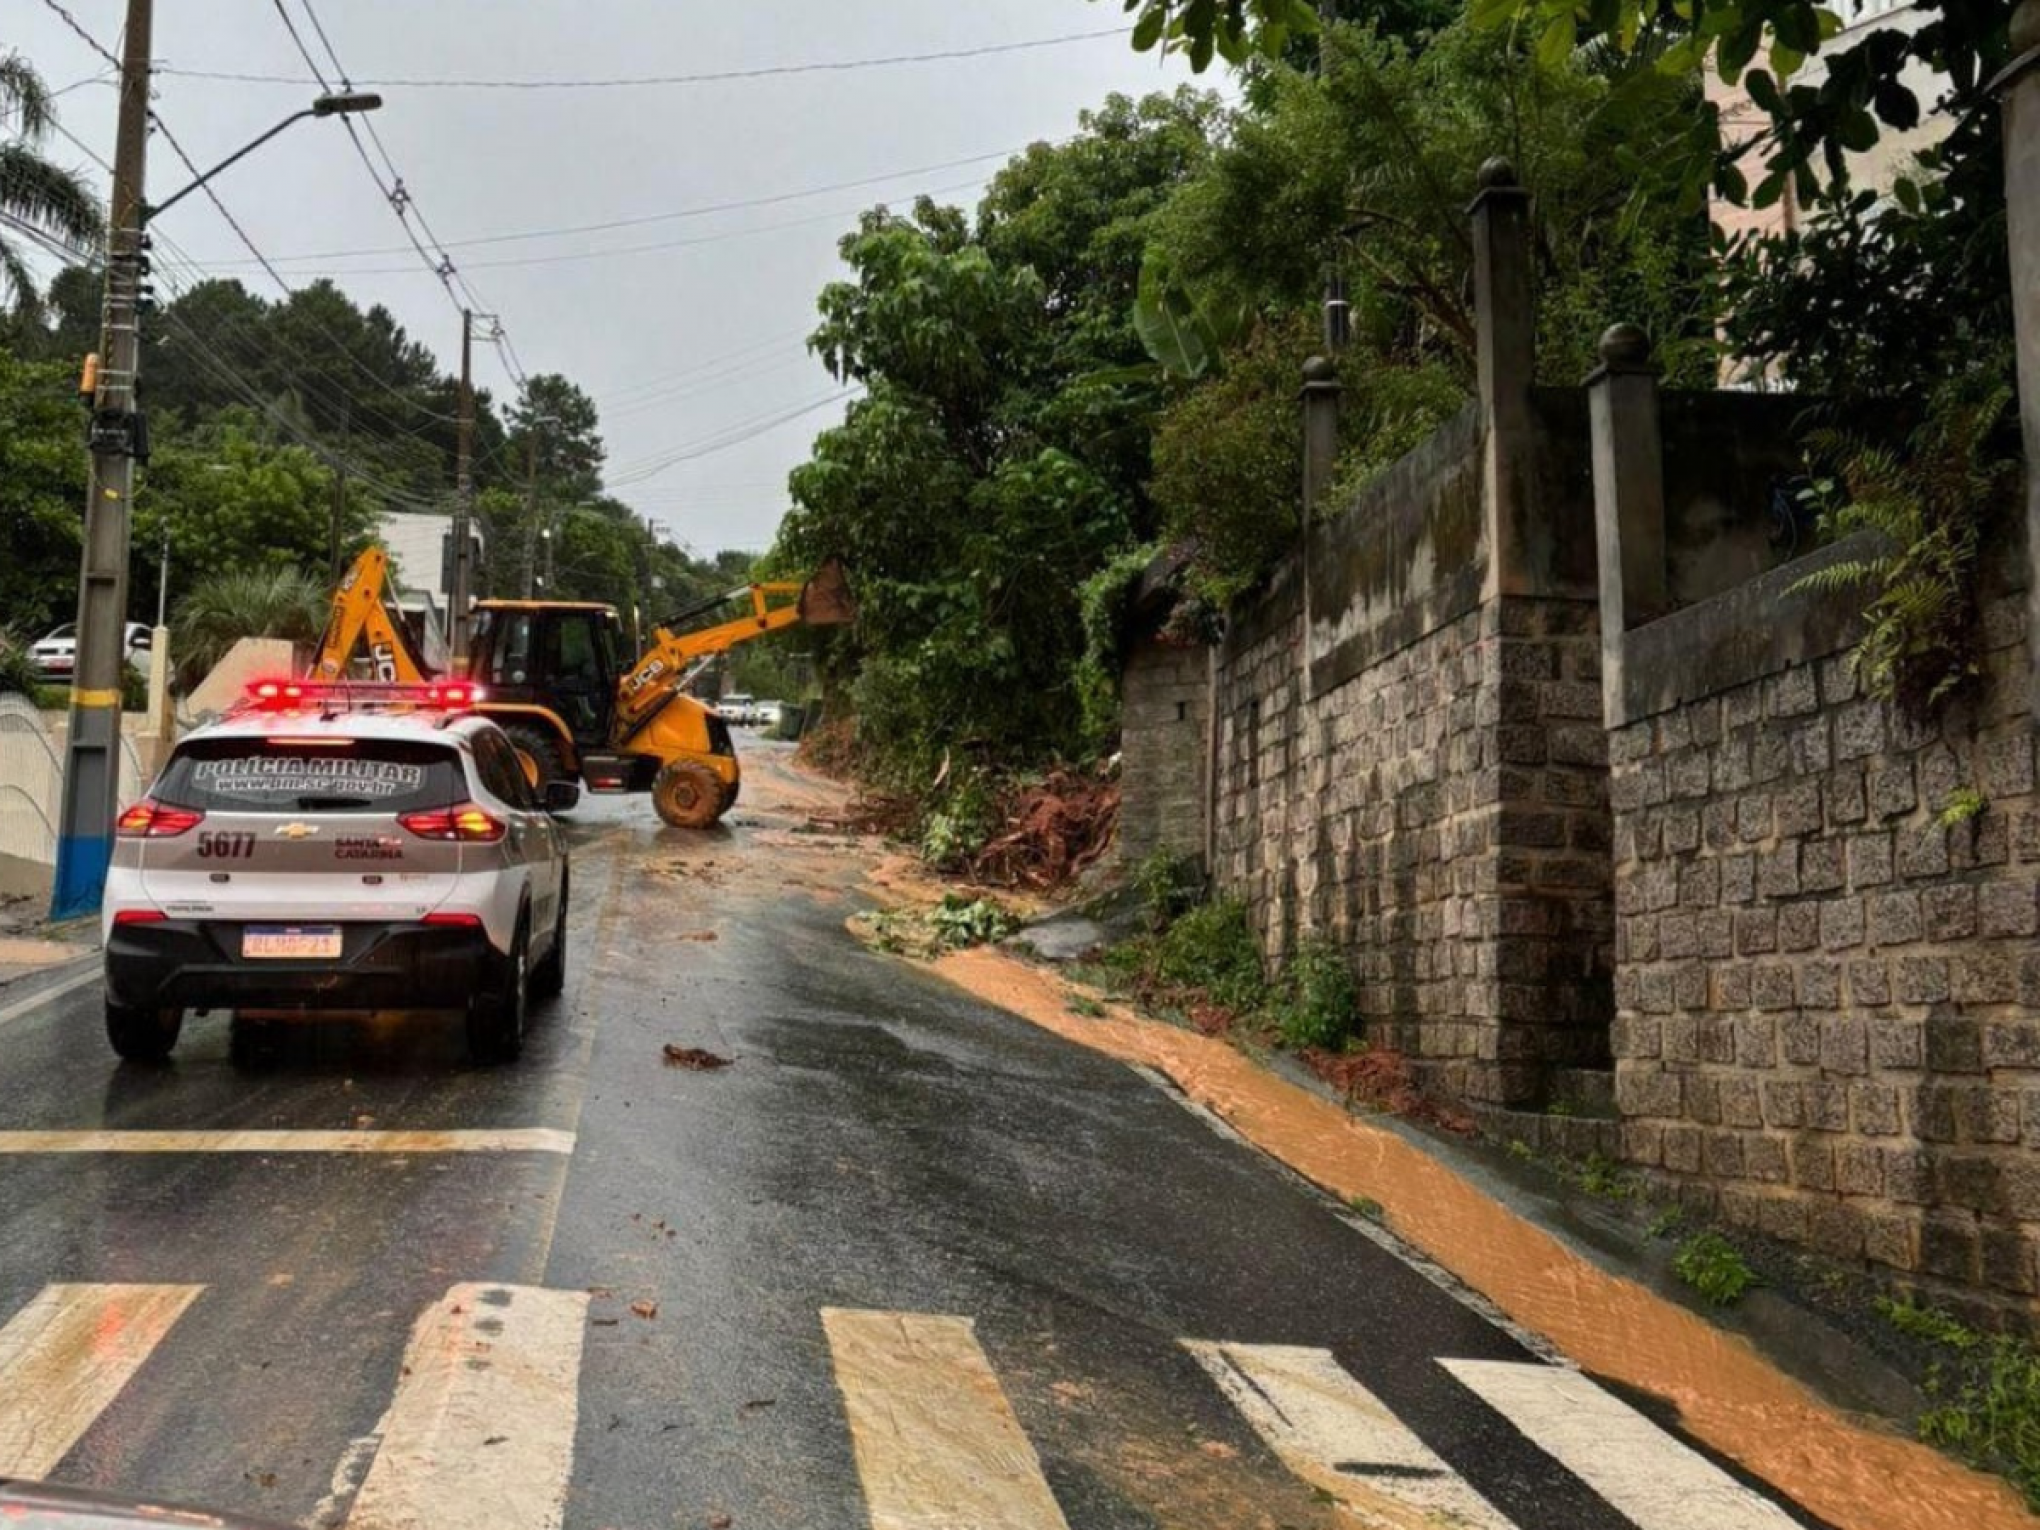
[{"xmin": 11, "ymin": 1, "xmax": 1198, "ymax": 555}]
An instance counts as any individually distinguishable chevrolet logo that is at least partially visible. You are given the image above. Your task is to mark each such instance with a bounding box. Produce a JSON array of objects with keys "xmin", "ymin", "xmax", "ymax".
[{"xmin": 274, "ymin": 822, "xmax": 321, "ymax": 840}]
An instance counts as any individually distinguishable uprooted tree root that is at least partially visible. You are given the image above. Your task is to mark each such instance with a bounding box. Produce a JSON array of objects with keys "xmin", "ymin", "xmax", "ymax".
[{"xmin": 806, "ymin": 767, "xmax": 1120, "ymax": 893}]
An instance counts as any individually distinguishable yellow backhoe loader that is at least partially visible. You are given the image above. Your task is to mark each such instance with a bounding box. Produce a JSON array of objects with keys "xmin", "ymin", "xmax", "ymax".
[{"xmin": 308, "ymin": 549, "xmax": 853, "ymax": 828}]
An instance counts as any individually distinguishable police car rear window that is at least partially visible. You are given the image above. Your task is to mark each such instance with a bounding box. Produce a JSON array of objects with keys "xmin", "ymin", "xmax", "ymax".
[{"xmin": 155, "ymin": 737, "xmax": 462, "ymax": 814}]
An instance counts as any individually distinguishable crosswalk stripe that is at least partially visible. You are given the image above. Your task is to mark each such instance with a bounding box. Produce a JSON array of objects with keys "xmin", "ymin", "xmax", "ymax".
[
  {"xmin": 822, "ymin": 1308, "xmax": 1071, "ymax": 1530},
  {"xmin": 0, "ymin": 1283, "xmax": 203, "ymax": 1477},
  {"xmin": 0, "ymin": 1129, "xmax": 575, "ymax": 1154},
  {"xmin": 346, "ymin": 1284, "xmax": 587, "ymax": 1530},
  {"xmin": 1185, "ymin": 1341, "xmax": 1518, "ymax": 1529},
  {"xmin": 1440, "ymin": 1359, "xmax": 1802, "ymax": 1530}
]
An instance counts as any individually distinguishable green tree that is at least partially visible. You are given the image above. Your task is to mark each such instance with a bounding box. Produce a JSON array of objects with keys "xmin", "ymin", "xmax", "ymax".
[
  {"xmin": 0, "ymin": 52, "xmax": 103, "ymax": 311},
  {"xmin": 0, "ymin": 349, "xmax": 84, "ymax": 636},
  {"xmin": 778, "ymin": 94, "xmax": 1219, "ymax": 768},
  {"xmin": 132, "ymin": 420, "xmax": 370, "ymax": 622}
]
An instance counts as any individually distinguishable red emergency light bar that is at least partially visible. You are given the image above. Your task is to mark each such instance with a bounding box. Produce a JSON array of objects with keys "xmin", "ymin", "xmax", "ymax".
[{"xmin": 242, "ymin": 679, "xmax": 485, "ymax": 711}]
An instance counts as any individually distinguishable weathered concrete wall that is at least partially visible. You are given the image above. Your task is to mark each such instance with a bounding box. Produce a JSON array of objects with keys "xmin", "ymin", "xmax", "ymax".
[
  {"xmin": 1117, "ymin": 637, "xmax": 1210, "ymax": 869},
  {"xmin": 1607, "ymin": 514, "xmax": 2040, "ymax": 1322}
]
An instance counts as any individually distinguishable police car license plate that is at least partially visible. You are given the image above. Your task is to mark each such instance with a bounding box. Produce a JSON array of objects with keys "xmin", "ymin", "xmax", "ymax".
[{"xmin": 243, "ymin": 925, "xmax": 342, "ymax": 959}]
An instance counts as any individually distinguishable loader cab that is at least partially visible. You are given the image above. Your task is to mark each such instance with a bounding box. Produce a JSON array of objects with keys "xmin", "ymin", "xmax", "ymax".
[{"xmin": 469, "ymin": 602, "xmax": 627, "ymax": 749}]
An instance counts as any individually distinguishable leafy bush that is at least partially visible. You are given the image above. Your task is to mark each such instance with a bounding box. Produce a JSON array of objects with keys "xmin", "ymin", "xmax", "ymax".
[
  {"xmin": 171, "ymin": 565, "xmax": 330, "ymax": 690},
  {"xmin": 918, "ymin": 771, "xmax": 1000, "ymax": 870},
  {"xmin": 1075, "ymin": 542, "xmax": 1163, "ymax": 750},
  {"xmin": 1672, "ymin": 1232, "xmax": 1759, "ymax": 1307},
  {"xmin": 1131, "ymin": 849, "xmax": 1203, "ymax": 932},
  {"xmin": 1791, "ymin": 369, "xmax": 2017, "ymax": 713},
  {"xmin": 1153, "ymin": 896, "xmax": 1266, "ymax": 1011},
  {"xmin": 1273, "ymin": 936, "xmax": 1357, "ymax": 1049},
  {"xmin": 927, "ymin": 894, "xmax": 1019, "ymax": 948},
  {"xmin": 1877, "ymin": 1297, "xmax": 1983, "ymax": 1351}
]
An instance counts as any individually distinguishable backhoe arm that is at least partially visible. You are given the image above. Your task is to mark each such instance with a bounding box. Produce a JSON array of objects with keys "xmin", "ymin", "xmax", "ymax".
[
  {"xmin": 612, "ymin": 558, "xmax": 853, "ymax": 737},
  {"xmin": 309, "ymin": 548, "xmax": 432, "ymax": 684}
]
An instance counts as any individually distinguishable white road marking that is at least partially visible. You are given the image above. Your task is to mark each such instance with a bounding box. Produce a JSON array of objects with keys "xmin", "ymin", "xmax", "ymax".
[
  {"xmin": 1186, "ymin": 1341, "xmax": 1517, "ymax": 1529},
  {"xmin": 0, "ymin": 1128, "xmax": 575, "ymax": 1154},
  {"xmin": 0, "ymin": 1283, "xmax": 203, "ymax": 1477},
  {"xmin": 0, "ymin": 964, "xmax": 101, "ymax": 1028},
  {"xmin": 1441, "ymin": 1359, "xmax": 1803, "ymax": 1530},
  {"xmin": 346, "ymin": 1284, "xmax": 587, "ymax": 1530},
  {"xmin": 822, "ymin": 1308, "xmax": 1071, "ymax": 1530}
]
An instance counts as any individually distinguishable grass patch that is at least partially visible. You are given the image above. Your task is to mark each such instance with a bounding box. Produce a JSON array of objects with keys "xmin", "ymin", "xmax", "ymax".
[
  {"xmin": 1346, "ymin": 1194, "xmax": 1384, "ymax": 1221},
  {"xmin": 1506, "ymin": 1139, "xmax": 1534, "ymax": 1161},
  {"xmin": 1878, "ymin": 1296, "xmax": 1984, "ymax": 1351},
  {"xmin": 1672, "ymin": 1232, "xmax": 1760, "ymax": 1307},
  {"xmin": 1065, "ymin": 991, "xmax": 1106, "ymax": 1018}
]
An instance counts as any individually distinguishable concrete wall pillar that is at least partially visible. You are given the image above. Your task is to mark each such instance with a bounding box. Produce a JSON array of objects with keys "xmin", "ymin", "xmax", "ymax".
[
  {"xmin": 1585, "ymin": 323, "xmax": 1668, "ymax": 726},
  {"xmin": 1998, "ymin": 0, "xmax": 2040, "ymax": 714},
  {"xmin": 1469, "ymin": 157, "xmax": 1537, "ymax": 599},
  {"xmin": 1300, "ymin": 356, "xmax": 1343, "ymax": 519}
]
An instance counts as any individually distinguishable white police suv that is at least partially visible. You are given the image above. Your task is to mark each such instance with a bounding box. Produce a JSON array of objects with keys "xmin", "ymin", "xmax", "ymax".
[{"xmin": 102, "ymin": 680, "xmax": 573, "ymax": 1064}]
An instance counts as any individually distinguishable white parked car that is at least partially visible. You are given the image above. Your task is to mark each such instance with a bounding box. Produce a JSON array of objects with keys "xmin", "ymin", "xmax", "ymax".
[
  {"xmin": 101, "ymin": 679, "xmax": 575, "ymax": 1064},
  {"xmin": 718, "ymin": 692, "xmax": 757, "ymax": 725},
  {"xmin": 29, "ymin": 621, "xmax": 152, "ymax": 680},
  {"xmin": 753, "ymin": 700, "xmax": 785, "ymax": 730}
]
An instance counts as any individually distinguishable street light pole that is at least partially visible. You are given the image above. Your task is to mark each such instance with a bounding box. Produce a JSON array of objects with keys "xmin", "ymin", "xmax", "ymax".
[{"xmin": 50, "ymin": 0, "xmax": 153, "ymax": 921}]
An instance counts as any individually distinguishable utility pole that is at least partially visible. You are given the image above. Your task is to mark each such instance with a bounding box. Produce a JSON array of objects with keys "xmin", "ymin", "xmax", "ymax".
[
  {"xmin": 328, "ymin": 395, "xmax": 350, "ymax": 582},
  {"xmin": 521, "ymin": 428, "xmax": 540, "ymax": 598},
  {"xmin": 451, "ymin": 307, "xmax": 475, "ymax": 663},
  {"xmin": 51, "ymin": 0, "xmax": 153, "ymax": 920}
]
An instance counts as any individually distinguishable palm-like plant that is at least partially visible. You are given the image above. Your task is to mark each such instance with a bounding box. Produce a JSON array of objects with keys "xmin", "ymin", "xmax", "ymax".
[
  {"xmin": 172, "ymin": 566, "xmax": 331, "ymax": 690},
  {"xmin": 0, "ymin": 51, "xmax": 106, "ymax": 309}
]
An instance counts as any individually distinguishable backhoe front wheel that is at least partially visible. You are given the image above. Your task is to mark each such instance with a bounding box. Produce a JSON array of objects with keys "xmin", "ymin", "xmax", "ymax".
[
  {"xmin": 652, "ymin": 760, "xmax": 726, "ymax": 829},
  {"xmin": 503, "ymin": 723, "xmax": 566, "ymax": 791}
]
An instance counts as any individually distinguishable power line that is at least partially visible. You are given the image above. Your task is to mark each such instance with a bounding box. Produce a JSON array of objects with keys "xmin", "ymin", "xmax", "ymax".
[
  {"xmin": 195, "ymin": 170, "xmax": 1000, "ymax": 279},
  {"xmin": 33, "ymin": 0, "xmax": 120, "ymax": 71},
  {"xmin": 190, "ymin": 146, "xmax": 1031, "ymax": 265},
  {"xmin": 606, "ymin": 390, "xmax": 858, "ymax": 487},
  {"xmin": 155, "ymin": 27, "xmax": 1136, "ymax": 90}
]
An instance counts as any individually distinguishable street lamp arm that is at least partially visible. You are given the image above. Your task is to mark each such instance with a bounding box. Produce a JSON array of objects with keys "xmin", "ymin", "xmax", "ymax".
[{"xmin": 144, "ymin": 93, "xmax": 382, "ymax": 224}]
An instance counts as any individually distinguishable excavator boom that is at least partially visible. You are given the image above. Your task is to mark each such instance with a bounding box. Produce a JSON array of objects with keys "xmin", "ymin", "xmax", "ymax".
[{"xmin": 309, "ymin": 548, "xmax": 432, "ymax": 684}]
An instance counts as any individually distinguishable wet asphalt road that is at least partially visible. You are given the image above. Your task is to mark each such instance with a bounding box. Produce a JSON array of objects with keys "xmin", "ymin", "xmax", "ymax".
[{"xmin": 0, "ymin": 743, "xmax": 1828, "ymax": 1530}]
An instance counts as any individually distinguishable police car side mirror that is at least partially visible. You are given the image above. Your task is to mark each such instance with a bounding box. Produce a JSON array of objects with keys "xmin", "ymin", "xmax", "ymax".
[{"xmin": 542, "ymin": 781, "xmax": 580, "ymax": 814}]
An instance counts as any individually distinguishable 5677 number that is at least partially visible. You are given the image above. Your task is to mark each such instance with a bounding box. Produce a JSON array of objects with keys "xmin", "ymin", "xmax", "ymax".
[{"xmin": 196, "ymin": 831, "xmax": 255, "ymax": 859}]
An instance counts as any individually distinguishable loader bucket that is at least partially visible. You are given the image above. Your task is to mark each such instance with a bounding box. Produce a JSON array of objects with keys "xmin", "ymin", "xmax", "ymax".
[{"xmin": 798, "ymin": 557, "xmax": 856, "ymax": 626}]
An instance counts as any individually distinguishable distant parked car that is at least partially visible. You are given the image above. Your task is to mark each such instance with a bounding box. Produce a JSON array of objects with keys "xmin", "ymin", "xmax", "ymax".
[
  {"xmin": 753, "ymin": 699, "xmax": 785, "ymax": 730},
  {"xmin": 718, "ymin": 692, "xmax": 757, "ymax": 725},
  {"xmin": 29, "ymin": 621, "xmax": 152, "ymax": 680}
]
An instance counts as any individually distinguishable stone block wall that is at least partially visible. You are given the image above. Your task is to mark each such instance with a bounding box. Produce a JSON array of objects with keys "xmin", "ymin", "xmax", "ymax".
[
  {"xmin": 1209, "ymin": 518, "xmax": 1615, "ymax": 1105},
  {"xmin": 1607, "ymin": 551, "xmax": 2040, "ymax": 1320},
  {"xmin": 1117, "ymin": 636, "xmax": 1211, "ymax": 869}
]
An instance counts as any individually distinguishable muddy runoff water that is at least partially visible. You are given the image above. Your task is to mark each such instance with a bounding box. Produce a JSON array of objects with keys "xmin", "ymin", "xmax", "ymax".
[{"xmin": 933, "ymin": 946, "xmax": 2040, "ymax": 1530}]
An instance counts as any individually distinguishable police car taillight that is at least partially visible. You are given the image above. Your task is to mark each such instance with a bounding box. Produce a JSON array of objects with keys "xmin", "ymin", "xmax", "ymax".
[
  {"xmin": 398, "ymin": 804, "xmax": 506, "ymax": 843},
  {"xmin": 116, "ymin": 799, "xmax": 204, "ymax": 838}
]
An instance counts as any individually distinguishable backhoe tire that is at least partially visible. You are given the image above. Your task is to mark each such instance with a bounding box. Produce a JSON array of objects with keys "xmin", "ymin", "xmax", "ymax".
[
  {"xmin": 106, "ymin": 1000, "xmax": 182, "ymax": 1063},
  {"xmin": 504, "ymin": 723, "xmax": 566, "ymax": 791},
  {"xmin": 652, "ymin": 760, "xmax": 725, "ymax": 829}
]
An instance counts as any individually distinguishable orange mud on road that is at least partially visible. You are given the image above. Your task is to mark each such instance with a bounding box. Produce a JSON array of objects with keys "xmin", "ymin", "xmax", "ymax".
[{"xmin": 934, "ymin": 945, "xmax": 2040, "ymax": 1530}]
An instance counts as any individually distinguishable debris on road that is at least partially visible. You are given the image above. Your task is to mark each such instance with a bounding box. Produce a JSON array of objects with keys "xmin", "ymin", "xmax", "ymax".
[
  {"xmin": 662, "ymin": 1044, "xmax": 732, "ymax": 1070},
  {"xmin": 629, "ymin": 1299, "xmax": 658, "ymax": 1320}
]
